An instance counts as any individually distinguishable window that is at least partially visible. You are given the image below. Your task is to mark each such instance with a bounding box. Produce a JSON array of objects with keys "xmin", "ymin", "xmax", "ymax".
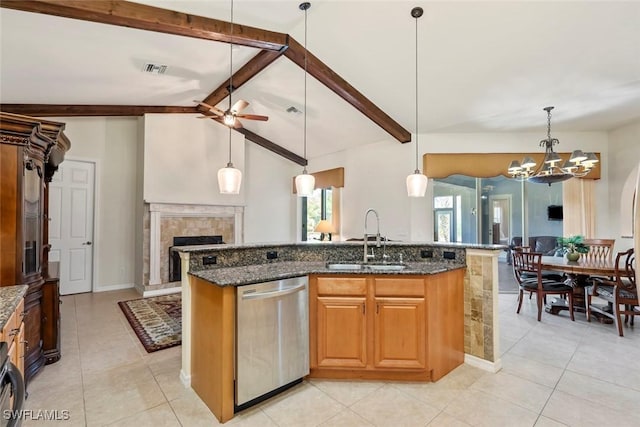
[{"xmin": 302, "ymin": 188, "xmax": 333, "ymax": 241}]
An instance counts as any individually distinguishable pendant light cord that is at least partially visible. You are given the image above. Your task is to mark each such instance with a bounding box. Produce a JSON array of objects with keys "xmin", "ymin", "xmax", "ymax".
[
  {"xmin": 414, "ymin": 10, "xmax": 419, "ymax": 173},
  {"xmin": 303, "ymin": 3, "xmax": 309, "ymax": 173},
  {"xmin": 228, "ymin": 0, "xmax": 234, "ymax": 166}
]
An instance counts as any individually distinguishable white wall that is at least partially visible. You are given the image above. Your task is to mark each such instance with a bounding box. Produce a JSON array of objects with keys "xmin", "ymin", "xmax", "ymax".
[
  {"xmin": 310, "ymin": 131, "xmax": 611, "ymax": 242},
  {"xmin": 243, "ymin": 143, "xmax": 299, "ymax": 243},
  {"xmin": 608, "ymin": 120, "xmax": 640, "ymax": 251},
  {"xmin": 54, "ymin": 116, "xmax": 139, "ymax": 291},
  {"xmin": 143, "ymin": 114, "xmax": 246, "ymax": 206}
]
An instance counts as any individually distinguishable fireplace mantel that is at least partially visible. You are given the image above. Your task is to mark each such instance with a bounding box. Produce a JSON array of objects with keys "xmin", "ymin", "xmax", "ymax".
[{"xmin": 147, "ymin": 203, "xmax": 243, "ymax": 287}]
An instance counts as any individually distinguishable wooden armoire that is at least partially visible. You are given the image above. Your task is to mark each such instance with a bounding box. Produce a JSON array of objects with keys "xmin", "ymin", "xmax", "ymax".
[{"xmin": 0, "ymin": 112, "xmax": 70, "ymax": 384}]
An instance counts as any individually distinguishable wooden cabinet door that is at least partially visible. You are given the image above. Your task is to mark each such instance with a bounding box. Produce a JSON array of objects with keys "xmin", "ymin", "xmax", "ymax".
[
  {"xmin": 373, "ymin": 297, "xmax": 426, "ymax": 369},
  {"xmin": 316, "ymin": 296, "xmax": 367, "ymax": 368}
]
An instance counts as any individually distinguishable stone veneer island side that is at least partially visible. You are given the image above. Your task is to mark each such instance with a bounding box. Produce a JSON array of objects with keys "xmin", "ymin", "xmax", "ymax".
[{"xmin": 175, "ymin": 242, "xmax": 504, "ymax": 423}]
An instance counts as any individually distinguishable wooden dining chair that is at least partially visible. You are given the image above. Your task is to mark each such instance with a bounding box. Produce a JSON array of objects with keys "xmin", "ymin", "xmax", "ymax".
[
  {"xmin": 582, "ymin": 238, "xmax": 615, "ymax": 263},
  {"xmin": 513, "ymin": 249, "xmax": 575, "ymax": 321},
  {"xmin": 585, "ymin": 248, "xmax": 637, "ymax": 336}
]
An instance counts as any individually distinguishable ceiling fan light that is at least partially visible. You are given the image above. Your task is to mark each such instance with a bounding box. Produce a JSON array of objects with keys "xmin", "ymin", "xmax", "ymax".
[
  {"xmin": 406, "ymin": 171, "xmax": 428, "ymax": 197},
  {"xmin": 218, "ymin": 163, "xmax": 242, "ymax": 194},
  {"xmin": 223, "ymin": 113, "xmax": 235, "ymax": 126},
  {"xmin": 295, "ymin": 171, "xmax": 315, "ymax": 197}
]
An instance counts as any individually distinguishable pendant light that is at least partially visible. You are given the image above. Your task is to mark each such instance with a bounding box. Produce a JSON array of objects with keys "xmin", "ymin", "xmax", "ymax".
[
  {"xmin": 218, "ymin": 0, "xmax": 242, "ymax": 194},
  {"xmin": 295, "ymin": 2, "xmax": 315, "ymax": 197},
  {"xmin": 406, "ymin": 6, "xmax": 428, "ymax": 198}
]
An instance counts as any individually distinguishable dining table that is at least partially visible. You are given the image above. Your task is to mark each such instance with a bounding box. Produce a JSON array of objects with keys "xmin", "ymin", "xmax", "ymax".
[{"xmin": 540, "ymin": 255, "xmax": 617, "ymax": 319}]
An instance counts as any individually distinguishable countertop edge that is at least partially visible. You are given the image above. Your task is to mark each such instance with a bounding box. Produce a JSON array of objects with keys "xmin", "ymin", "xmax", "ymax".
[
  {"xmin": 0, "ymin": 285, "xmax": 28, "ymax": 331},
  {"xmin": 188, "ymin": 262, "xmax": 466, "ymax": 287}
]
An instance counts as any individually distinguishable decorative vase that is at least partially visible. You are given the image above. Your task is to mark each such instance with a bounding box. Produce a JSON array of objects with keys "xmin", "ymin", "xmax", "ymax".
[{"xmin": 566, "ymin": 252, "xmax": 580, "ymax": 262}]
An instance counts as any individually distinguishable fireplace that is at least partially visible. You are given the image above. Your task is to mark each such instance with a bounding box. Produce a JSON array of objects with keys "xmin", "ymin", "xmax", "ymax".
[{"xmin": 169, "ymin": 235, "xmax": 224, "ymax": 282}]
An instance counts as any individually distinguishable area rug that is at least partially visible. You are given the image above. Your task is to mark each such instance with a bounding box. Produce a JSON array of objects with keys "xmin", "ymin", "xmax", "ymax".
[{"xmin": 118, "ymin": 293, "xmax": 182, "ymax": 353}]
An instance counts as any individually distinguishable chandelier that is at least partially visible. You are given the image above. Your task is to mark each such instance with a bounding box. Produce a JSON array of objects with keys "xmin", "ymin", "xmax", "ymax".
[{"xmin": 507, "ymin": 106, "xmax": 599, "ymax": 185}]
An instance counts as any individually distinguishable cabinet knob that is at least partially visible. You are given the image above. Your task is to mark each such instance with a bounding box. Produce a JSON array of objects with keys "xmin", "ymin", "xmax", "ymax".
[{"xmin": 21, "ymin": 339, "xmax": 29, "ymax": 351}]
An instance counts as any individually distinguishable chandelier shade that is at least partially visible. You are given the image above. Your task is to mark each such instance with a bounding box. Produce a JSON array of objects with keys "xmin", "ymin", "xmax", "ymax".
[{"xmin": 507, "ymin": 106, "xmax": 599, "ymax": 185}]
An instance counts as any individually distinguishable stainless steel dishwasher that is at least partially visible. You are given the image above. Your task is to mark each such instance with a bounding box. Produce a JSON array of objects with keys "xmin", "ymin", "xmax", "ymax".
[{"xmin": 235, "ymin": 276, "xmax": 309, "ymax": 410}]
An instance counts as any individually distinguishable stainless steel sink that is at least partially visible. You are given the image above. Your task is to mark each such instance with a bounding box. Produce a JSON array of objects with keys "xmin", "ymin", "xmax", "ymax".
[
  {"xmin": 325, "ymin": 263, "xmax": 363, "ymax": 270},
  {"xmin": 366, "ymin": 264, "xmax": 406, "ymax": 271}
]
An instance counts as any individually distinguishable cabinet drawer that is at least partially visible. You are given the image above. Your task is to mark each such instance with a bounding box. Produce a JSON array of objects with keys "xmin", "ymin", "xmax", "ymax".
[
  {"xmin": 317, "ymin": 277, "xmax": 367, "ymax": 296},
  {"xmin": 374, "ymin": 278, "xmax": 425, "ymax": 297}
]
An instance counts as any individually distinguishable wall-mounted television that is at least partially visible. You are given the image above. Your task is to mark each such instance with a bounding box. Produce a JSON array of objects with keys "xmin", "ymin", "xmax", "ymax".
[{"xmin": 547, "ymin": 205, "xmax": 563, "ymax": 221}]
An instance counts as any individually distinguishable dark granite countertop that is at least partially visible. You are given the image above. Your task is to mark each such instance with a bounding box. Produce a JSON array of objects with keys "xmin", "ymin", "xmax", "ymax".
[
  {"xmin": 189, "ymin": 261, "xmax": 465, "ymax": 287},
  {"xmin": 0, "ymin": 285, "xmax": 28, "ymax": 330}
]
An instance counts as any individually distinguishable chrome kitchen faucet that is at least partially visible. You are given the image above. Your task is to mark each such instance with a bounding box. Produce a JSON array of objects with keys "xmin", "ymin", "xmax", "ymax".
[{"xmin": 363, "ymin": 208, "xmax": 381, "ymax": 263}]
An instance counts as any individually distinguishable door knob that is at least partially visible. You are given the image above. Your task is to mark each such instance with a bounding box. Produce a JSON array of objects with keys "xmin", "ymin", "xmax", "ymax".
[{"xmin": 82, "ymin": 241, "xmax": 92, "ymax": 245}]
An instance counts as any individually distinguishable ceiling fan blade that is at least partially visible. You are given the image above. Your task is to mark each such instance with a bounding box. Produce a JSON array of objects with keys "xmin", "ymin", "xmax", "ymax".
[
  {"xmin": 195, "ymin": 100, "xmax": 224, "ymax": 117},
  {"xmin": 232, "ymin": 118, "xmax": 243, "ymax": 129},
  {"xmin": 236, "ymin": 114, "xmax": 269, "ymax": 121},
  {"xmin": 231, "ymin": 99, "xmax": 249, "ymax": 114}
]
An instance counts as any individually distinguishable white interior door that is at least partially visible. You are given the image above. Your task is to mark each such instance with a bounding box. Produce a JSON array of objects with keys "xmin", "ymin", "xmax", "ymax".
[
  {"xmin": 489, "ymin": 195, "xmax": 512, "ymax": 246},
  {"xmin": 48, "ymin": 160, "xmax": 95, "ymax": 295}
]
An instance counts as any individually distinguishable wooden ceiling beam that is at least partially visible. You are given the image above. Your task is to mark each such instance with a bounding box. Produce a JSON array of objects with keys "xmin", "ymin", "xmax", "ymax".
[
  {"xmin": 2, "ymin": 1, "xmax": 410, "ymax": 146},
  {"xmin": 284, "ymin": 37, "xmax": 411, "ymax": 143},
  {"xmin": 236, "ymin": 128, "xmax": 307, "ymax": 167},
  {"xmin": 202, "ymin": 48, "xmax": 287, "ymax": 108},
  {"xmin": 0, "ymin": 104, "xmax": 199, "ymax": 117},
  {"xmin": 0, "ymin": 0, "xmax": 288, "ymax": 50}
]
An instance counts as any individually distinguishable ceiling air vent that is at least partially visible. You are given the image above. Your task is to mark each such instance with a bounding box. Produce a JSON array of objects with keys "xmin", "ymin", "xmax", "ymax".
[{"xmin": 142, "ymin": 63, "xmax": 168, "ymax": 75}]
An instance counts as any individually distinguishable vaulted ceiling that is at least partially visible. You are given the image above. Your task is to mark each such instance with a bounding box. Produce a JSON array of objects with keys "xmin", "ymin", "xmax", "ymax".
[{"xmin": 1, "ymin": 1, "xmax": 639, "ymax": 164}]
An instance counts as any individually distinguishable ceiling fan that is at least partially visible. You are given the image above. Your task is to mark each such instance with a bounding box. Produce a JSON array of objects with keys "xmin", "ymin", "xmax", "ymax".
[{"xmin": 196, "ymin": 100, "xmax": 269, "ymax": 129}]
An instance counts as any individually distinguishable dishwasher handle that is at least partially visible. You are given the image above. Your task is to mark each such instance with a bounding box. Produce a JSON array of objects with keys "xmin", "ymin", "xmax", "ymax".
[{"xmin": 241, "ymin": 282, "xmax": 306, "ymax": 300}]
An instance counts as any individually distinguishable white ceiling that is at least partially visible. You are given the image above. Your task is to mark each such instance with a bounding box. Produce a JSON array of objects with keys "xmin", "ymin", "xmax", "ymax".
[{"xmin": 1, "ymin": 1, "xmax": 639, "ymax": 161}]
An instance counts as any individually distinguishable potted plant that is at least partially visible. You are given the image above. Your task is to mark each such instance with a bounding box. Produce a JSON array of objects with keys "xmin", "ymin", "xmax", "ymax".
[{"xmin": 557, "ymin": 235, "xmax": 589, "ymax": 261}]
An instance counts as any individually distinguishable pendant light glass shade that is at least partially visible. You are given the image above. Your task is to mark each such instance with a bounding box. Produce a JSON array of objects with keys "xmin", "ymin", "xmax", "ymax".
[
  {"xmin": 407, "ymin": 171, "xmax": 428, "ymax": 197},
  {"xmin": 406, "ymin": 7, "xmax": 427, "ymax": 198},
  {"xmin": 218, "ymin": 162, "xmax": 242, "ymax": 194},
  {"xmin": 295, "ymin": 169, "xmax": 315, "ymax": 197}
]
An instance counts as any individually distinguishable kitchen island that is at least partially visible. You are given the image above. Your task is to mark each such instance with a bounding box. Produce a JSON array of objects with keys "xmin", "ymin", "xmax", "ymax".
[{"xmin": 176, "ymin": 242, "xmax": 503, "ymax": 423}]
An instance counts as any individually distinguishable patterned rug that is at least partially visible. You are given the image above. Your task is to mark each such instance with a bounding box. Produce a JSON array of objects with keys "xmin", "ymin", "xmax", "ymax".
[{"xmin": 118, "ymin": 293, "xmax": 182, "ymax": 353}]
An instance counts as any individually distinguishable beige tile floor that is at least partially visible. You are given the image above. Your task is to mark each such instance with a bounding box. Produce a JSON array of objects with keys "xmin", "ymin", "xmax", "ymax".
[{"xmin": 21, "ymin": 287, "xmax": 640, "ymax": 426}]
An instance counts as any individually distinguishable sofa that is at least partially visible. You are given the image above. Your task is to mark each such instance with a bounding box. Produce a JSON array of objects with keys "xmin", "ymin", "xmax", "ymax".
[{"xmin": 507, "ymin": 235, "xmax": 561, "ymax": 264}]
